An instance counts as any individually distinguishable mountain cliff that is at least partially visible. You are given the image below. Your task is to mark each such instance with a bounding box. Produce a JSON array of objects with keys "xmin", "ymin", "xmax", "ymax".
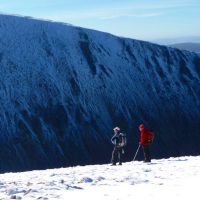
[{"xmin": 0, "ymin": 14, "xmax": 200, "ymax": 172}]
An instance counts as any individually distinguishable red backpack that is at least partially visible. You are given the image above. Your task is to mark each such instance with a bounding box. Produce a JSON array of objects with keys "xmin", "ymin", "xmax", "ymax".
[{"xmin": 147, "ymin": 130, "xmax": 154, "ymax": 143}]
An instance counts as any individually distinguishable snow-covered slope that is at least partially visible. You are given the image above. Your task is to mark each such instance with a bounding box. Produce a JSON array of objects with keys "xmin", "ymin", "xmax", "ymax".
[
  {"xmin": 0, "ymin": 14, "xmax": 200, "ymax": 172},
  {"xmin": 0, "ymin": 156, "xmax": 199, "ymax": 199}
]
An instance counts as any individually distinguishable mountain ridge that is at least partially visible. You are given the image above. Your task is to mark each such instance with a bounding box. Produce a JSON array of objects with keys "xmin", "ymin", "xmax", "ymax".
[
  {"xmin": 169, "ymin": 42, "xmax": 200, "ymax": 55},
  {"xmin": 0, "ymin": 14, "xmax": 200, "ymax": 172}
]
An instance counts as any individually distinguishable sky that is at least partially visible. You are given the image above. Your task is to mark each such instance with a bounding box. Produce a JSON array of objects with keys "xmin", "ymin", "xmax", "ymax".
[{"xmin": 0, "ymin": 0, "xmax": 200, "ymax": 43}]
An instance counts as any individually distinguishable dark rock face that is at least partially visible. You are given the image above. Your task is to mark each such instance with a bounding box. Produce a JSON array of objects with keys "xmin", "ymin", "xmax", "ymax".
[{"xmin": 0, "ymin": 15, "xmax": 199, "ymax": 172}]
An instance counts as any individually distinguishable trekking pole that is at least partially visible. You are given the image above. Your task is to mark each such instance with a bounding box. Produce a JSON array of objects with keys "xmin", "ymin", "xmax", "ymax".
[{"xmin": 133, "ymin": 144, "xmax": 141, "ymax": 161}]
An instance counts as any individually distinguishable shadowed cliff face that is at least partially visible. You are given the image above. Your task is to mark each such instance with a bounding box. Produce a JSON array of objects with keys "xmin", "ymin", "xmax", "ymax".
[{"xmin": 0, "ymin": 15, "xmax": 200, "ymax": 172}]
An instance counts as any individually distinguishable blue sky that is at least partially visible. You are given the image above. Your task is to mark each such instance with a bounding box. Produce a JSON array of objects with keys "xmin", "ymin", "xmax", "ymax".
[{"xmin": 0, "ymin": 0, "xmax": 200, "ymax": 43}]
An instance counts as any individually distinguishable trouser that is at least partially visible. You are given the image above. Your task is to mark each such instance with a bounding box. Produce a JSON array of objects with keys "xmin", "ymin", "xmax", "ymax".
[
  {"xmin": 111, "ymin": 147, "xmax": 123, "ymax": 164},
  {"xmin": 142, "ymin": 145, "xmax": 151, "ymax": 162}
]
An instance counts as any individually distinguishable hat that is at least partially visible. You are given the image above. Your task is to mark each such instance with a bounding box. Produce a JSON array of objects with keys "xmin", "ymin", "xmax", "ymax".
[{"xmin": 113, "ymin": 127, "xmax": 120, "ymax": 131}]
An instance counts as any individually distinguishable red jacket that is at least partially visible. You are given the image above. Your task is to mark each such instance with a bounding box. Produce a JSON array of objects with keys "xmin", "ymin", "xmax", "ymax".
[{"xmin": 140, "ymin": 128, "xmax": 154, "ymax": 146}]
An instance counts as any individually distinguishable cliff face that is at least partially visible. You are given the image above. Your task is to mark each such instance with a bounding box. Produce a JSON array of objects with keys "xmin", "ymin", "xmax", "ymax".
[{"xmin": 0, "ymin": 15, "xmax": 200, "ymax": 172}]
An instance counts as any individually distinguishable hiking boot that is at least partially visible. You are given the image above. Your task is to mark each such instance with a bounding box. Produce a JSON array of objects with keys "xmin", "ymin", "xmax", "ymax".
[
  {"xmin": 118, "ymin": 162, "xmax": 122, "ymax": 165},
  {"xmin": 111, "ymin": 163, "xmax": 116, "ymax": 166},
  {"xmin": 144, "ymin": 160, "xmax": 151, "ymax": 163}
]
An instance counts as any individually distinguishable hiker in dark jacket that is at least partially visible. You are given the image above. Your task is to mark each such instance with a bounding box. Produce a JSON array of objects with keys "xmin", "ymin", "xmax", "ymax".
[
  {"xmin": 111, "ymin": 127, "xmax": 127, "ymax": 165},
  {"xmin": 139, "ymin": 124, "xmax": 154, "ymax": 162}
]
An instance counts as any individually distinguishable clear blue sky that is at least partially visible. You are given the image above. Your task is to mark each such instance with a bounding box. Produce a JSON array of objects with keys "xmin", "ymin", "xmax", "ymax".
[{"xmin": 0, "ymin": 0, "xmax": 200, "ymax": 42}]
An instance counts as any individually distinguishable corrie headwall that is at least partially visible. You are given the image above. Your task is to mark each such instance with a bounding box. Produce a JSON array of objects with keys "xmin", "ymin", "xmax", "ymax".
[{"xmin": 0, "ymin": 14, "xmax": 200, "ymax": 172}]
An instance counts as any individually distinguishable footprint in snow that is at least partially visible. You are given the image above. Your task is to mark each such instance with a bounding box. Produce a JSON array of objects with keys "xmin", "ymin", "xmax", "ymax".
[
  {"xmin": 96, "ymin": 176, "xmax": 105, "ymax": 181},
  {"xmin": 7, "ymin": 188, "xmax": 26, "ymax": 196},
  {"xmin": 143, "ymin": 169, "xmax": 152, "ymax": 172}
]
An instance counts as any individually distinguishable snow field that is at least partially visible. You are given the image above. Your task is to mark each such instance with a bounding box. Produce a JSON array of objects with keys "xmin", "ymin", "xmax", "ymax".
[{"xmin": 0, "ymin": 156, "xmax": 199, "ymax": 199}]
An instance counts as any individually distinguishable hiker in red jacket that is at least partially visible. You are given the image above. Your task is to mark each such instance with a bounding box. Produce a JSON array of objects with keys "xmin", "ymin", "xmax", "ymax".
[{"xmin": 139, "ymin": 124, "xmax": 154, "ymax": 162}]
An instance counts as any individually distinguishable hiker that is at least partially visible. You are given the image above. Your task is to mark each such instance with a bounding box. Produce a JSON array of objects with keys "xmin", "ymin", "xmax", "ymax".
[
  {"xmin": 111, "ymin": 127, "xmax": 127, "ymax": 165},
  {"xmin": 139, "ymin": 124, "xmax": 154, "ymax": 162}
]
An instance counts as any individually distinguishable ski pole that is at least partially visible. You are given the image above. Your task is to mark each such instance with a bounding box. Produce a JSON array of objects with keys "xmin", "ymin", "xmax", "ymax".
[{"xmin": 133, "ymin": 144, "xmax": 141, "ymax": 161}]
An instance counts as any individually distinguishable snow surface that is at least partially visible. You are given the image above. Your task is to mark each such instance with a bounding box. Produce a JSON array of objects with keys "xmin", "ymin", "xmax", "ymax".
[{"xmin": 0, "ymin": 156, "xmax": 199, "ymax": 200}]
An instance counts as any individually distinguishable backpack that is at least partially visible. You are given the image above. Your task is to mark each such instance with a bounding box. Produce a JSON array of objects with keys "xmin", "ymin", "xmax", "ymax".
[
  {"xmin": 147, "ymin": 130, "xmax": 154, "ymax": 144},
  {"xmin": 118, "ymin": 133, "xmax": 127, "ymax": 147}
]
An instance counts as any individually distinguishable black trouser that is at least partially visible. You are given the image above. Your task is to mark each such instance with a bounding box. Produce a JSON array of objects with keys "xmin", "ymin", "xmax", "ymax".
[
  {"xmin": 142, "ymin": 145, "xmax": 151, "ymax": 162},
  {"xmin": 111, "ymin": 146, "xmax": 123, "ymax": 164}
]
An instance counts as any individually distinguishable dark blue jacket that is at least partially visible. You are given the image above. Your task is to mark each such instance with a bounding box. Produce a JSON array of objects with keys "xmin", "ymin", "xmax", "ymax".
[{"xmin": 111, "ymin": 133, "xmax": 127, "ymax": 147}]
